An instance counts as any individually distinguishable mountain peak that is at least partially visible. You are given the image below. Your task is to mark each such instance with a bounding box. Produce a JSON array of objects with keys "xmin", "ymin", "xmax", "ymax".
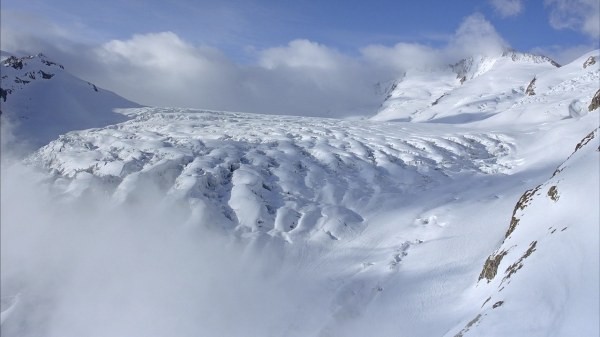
[
  {"xmin": 451, "ymin": 50, "xmax": 560, "ymax": 84},
  {"xmin": 500, "ymin": 49, "xmax": 561, "ymax": 67},
  {"xmin": 1, "ymin": 53, "xmax": 65, "ymax": 71}
]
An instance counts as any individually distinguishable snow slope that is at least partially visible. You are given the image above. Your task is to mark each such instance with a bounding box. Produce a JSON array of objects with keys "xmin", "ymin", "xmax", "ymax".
[
  {"xmin": 447, "ymin": 128, "xmax": 599, "ymax": 337},
  {"xmin": 0, "ymin": 52, "xmax": 139, "ymax": 149},
  {"xmin": 372, "ymin": 50, "xmax": 597, "ymax": 124},
  {"xmin": 1, "ymin": 50, "xmax": 599, "ymax": 337}
]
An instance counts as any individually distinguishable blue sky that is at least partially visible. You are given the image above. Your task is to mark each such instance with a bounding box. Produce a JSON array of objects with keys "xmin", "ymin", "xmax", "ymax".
[
  {"xmin": 1, "ymin": 0, "xmax": 598, "ymax": 116},
  {"xmin": 2, "ymin": 0, "xmax": 598, "ymax": 60}
]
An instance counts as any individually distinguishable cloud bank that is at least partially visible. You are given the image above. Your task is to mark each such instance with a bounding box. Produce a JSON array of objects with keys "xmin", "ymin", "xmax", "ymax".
[{"xmin": 0, "ymin": 12, "xmax": 530, "ymax": 118}]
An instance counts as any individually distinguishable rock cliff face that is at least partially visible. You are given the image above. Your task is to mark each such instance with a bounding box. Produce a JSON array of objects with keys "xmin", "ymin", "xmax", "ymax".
[
  {"xmin": 583, "ymin": 56, "xmax": 596, "ymax": 69},
  {"xmin": 525, "ymin": 77, "xmax": 536, "ymax": 96},
  {"xmin": 589, "ymin": 89, "xmax": 600, "ymax": 111}
]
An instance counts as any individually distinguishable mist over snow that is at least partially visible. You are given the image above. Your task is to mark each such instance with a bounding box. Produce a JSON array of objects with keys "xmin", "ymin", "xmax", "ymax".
[
  {"xmin": 0, "ymin": 136, "xmax": 327, "ymax": 337},
  {"xmin": 1, "ymin": 1, "xmax": 599, "ymax": 336}
]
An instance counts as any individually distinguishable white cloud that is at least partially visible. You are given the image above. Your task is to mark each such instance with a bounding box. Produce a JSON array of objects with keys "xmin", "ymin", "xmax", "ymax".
[
  {"xmin": 87, "ymin": 34, "xmax": 379, "ymax": 117},
  {"xmin": 1, "ymin": 13, "xmax": 513, "ymax": 118},
  {"xmin": 447, "ymin": 13, "xmax": 509, "ymax": 59},
  {"xmin": 361, "ymin": 43, "xmax": 444, "ymax": 73},
  {"xmin": 546, "ymin": 0, "xmax": 600, "ymax": 39},
  {"xmin": 259, "ymin": 39, "xmax": 349, "ymax": 70},
  {"xmin": 490, "ymin": 0, "xmax": 524, "ymax": 17}
]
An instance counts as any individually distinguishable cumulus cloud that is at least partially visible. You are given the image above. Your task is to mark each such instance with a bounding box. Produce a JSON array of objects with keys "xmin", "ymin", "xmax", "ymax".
[
  {"xmin": 361, "ymin": 43, "xmax": 444, "ymax": 73},
  {"xmin": 85, "ymin": 34, "xmax": 380, "ymax": 117},
  {"xmin": 2, "ymin": 13, "xmax": 510, "ymax": 118},
  {"xmin": 490, "ymin": 0, "xmax": 524, "ymax": 17},
  {"xmin": 91, "ymin": 32, "xmax": 241, "ymax": 110},
  {"xmin": 259, "ymin": 39, "xmax": 350, "ymax": 70},
  {"xmin": 546, "ymin": 0, "xmax": 600, "ymax": 39},
  {"xmin": 447, "ymin": 13, "xmax": 509, "ymax": 59}
]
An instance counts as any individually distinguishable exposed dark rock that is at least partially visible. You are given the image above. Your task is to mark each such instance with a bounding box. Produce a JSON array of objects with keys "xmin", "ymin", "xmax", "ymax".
[
  {"xmin": 574, "ymin": 130, "xmax": 597, "ymax": 152},
  {"xmin": 14, "ymin": 77, "xmax": 30, "ymax": 84},
  {"xmin": 384, "ymin": 82, "xmax": 398, "ymax": 101},
  {"xmin": 502, "ymin": 241, "xmax": 537, "ymax": 283},
  {"xmin": 454, "ymin": 314, "xmax": 482, "ymax": 337},
  {"xmin": 2, "ymin": 56, "xmax": 24, "ymax": 70},
  {"xmin": 502, "ymin": 50, "xmax": 560, "ymax": 67},
  {"xmin": 492, "ymin": 301, "xmax": 504, "ymax": 309},
  {"xmin": 506, "ymin": 185, "xmax": 541, "ymax": 239},
  {"xmin": 588, "ymin": 89, "xmax": 600, "ymax": 111},
  {"xmin": 583, "ymin": 56, "xmax": 596, "ymax": 69},
  {"xmin": 525, "ymin": 77, "xmax": 536, "ymax": 96},
  {"xmin": 40, "ymin": 58, "xmax": 65, "ymax": 69},
  {"xmin": 553, "ymin": 129, "xmax": 597, "ymax": 176},
  {"xmin": 479, "ymin": 250, "xmax": 508, "ymax": 282},
  {"xmin": 547, "ymin": 186, "xmax": 559, "ymax": 201},
  {"xmin": 459, "ymin": 76, "xmax": 466, "ymax": 85},
  {"xmin": 39, "ymin": 70, "xmax": 55, "ymax": 79},
  {"xmin": 481, "ymin": 297, "xmax": 491, "ymax": 308},
  {"xmin": 432, "ymin": 93, "xmax": 448, "ymax": 106},
  {"xmin": 0, "ymin": 88, "xmax": 10, "ymax": 102}
]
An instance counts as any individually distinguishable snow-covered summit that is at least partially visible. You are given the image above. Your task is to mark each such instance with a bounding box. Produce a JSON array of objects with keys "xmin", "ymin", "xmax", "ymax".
[
  {"xmin": 372, "ymin": 50, "xmax": 597, "ymax": 124},
  {"xmin": 451, "ymin": 50, "xmax": 560, "ymax": 84},
  {"xmin": 0, "ymin": 52, "xmax": 139, "ymax": 149}
]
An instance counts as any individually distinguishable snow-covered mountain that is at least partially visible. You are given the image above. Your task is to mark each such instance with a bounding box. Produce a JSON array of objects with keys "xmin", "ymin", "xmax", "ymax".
[
  {"xmin": 0, "ymin": 52, "xmax": 139, "ymax": 149},
  {"xmin": 372, "ymin": 50, "xmax": 598, "ymax": 124},
  {"xmin": 1, "ymin": 49, "xmax": 598, "ymax": 337}
]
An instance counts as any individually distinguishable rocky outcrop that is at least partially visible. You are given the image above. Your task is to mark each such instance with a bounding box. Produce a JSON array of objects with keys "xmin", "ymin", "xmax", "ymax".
[
  {"xmin": 0, "ymin": 88, "xmax": 11, "ymax": 102},
  {"xmin": 502, "ymin": 50, "xmax": 560, "ymax": 68},
  {"xmin": 525, "ymin": 77, "xmax": 536, "ymax": 96},
  {"xmin": 583, "ymin": 56, "xmax": 596, "ymax": 69},
  {"xmin": 478, "ymin": 250, "xmax": 508, "ymax": 282},
  {"xmin": 589, "ymin": 89, "xmax": 600, "ymax": 111},
  {"xmin": 2, "ymin": 56, "xmax": 25, "ymax": 70}
]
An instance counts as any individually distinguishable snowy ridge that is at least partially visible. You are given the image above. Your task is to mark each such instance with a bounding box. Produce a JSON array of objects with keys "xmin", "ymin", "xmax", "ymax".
[
  {"xmin": 373, "ymin": 50, "xmax": 597, "ymax": 123},
  {"xmin": 0, "ymin": 53, "xmax": 139, "ymax": 148},
  {"xmin": 29, "ymin": 107, "xmax": 515, "ymax": 242},
  {"xmin": 452, "ymin": 51, "xmax": 560, "ymax": 83},
  {"xmin": 447, "ymin": 128, "xmax": 599, "ymax": 337}
]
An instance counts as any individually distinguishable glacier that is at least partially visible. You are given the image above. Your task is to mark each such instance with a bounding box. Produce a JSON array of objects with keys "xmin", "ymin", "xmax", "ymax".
[{"xmin": 1, "ymin": 49, "xmax": 599, "ymax": 337}]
